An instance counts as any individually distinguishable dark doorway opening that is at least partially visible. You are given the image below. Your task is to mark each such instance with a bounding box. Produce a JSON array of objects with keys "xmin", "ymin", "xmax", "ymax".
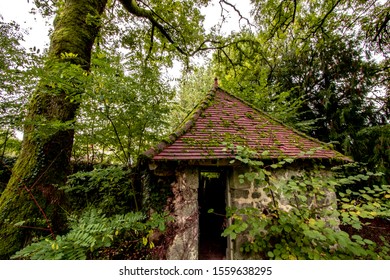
[{"xmin": 198, "ymin": 171, "xmax": 227, "ymax": 260}]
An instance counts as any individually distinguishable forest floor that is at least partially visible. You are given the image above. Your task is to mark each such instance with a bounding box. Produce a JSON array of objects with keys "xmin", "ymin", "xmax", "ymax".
[{"xmin": 340, "ymin": 217, "xmax": 390, "ymax": 252}]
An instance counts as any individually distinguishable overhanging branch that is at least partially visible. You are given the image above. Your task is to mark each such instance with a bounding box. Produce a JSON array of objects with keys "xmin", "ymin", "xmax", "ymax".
[
  {"xmin": 118, "ymin": 0, "xmax": 188, "ymax": 55},
  {"xmin": 219, "ymin": 0, "xmax": 253, "ymax": 28}
]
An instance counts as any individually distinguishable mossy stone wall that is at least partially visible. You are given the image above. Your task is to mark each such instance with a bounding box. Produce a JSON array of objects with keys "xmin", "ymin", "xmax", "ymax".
[{"xmin": 151, "ymin": 162, "xmax": 336, "ymax": 260}]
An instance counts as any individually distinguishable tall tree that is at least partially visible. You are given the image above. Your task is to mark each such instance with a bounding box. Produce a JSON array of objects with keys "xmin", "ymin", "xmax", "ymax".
[
  {"xmin": 0, "ymin": 0, "xmax": 231, "ymax": 258},
  {"xmin": 0, "ymin": 0, "xmax": 108, "ymax": 258},
  {"xmin": 213, "ymin": 0, "xmax": 388, "ymax": 148},
  {"xmin": 73, "ymin": 49, "xmax": 175, "ymax": 165},
  {"xmin": 268, "ymin": 33, "xmax": 381, "ymax": 148}
]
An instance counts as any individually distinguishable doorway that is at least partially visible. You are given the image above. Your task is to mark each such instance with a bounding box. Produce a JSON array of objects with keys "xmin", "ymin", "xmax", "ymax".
[{"xmin": 198, "ymin": 170, "xmax": 227, "ymax": 260}]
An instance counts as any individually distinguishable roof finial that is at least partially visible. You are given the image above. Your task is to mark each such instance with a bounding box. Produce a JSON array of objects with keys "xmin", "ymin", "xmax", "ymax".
[{"xmin": 213, "ymin": 77, "xmax": 219, "ymax": 90}]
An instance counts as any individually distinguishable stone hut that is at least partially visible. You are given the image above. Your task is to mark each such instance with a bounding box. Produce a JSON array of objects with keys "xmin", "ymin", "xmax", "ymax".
[{"xmin": 144, "ymin": 85, "xmax": 349, "ymax": 260}]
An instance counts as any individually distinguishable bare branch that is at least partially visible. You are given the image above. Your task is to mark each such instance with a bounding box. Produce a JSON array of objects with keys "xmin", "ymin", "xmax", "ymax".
[
  {"xmin": 189, "ymin": 37, "xmax": 261, "ymax": 57},
  {"xmin": 118, "ymin": 0, "xmax": 257, "ymax": 59},
  {"xmin": 137, "ymin": 0, "xmax": 188, "ymax": 46},
  {"xmin": 267, "ymin": 0, "xmax": 298, "ymax": 39},
  {"xmin": 118, "ymin": 0, "xmax": 188, "ymax": 55},
  {"xmin": 292, "ymin": 0, "xmax": 297, "ymax": 25},
  {"xmin": 219, "ymin": 0, "xmax": 253, "ymax": 28}
]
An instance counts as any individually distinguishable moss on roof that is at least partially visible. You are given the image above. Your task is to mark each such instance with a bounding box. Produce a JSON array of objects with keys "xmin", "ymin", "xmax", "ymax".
[{"xmin": 145, "ymin": 87, "xmax": 350, "ymax": 162}]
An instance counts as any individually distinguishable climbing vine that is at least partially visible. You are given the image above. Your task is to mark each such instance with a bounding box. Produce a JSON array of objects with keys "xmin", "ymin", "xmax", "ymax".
[{"xmin": 222, "ymin": 144, "xmax": 390, "ymax": 259}]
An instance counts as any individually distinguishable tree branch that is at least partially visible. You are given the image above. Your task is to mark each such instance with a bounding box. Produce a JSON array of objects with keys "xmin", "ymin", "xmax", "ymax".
[
  {"xmin": 145, "ymin": 23, "xmax": 155, "ymax": 62},
  {"xmin": 190, "ymin": 37, "xmax": 260, "ymax": 57},
  {"xmin": 220, "ymin": 48, "xmax": 237, "ymax": 77},
  {"xmin": 267, "ymin": 0, "xmax": 298, "ymax": 39},
  {"xmin": 219, "ymin": 0, "xmax": 253, "ymax": 28},
  {"xmin": 373, "ymin": 11, "xmax": 389, "ymax": 46},
  {"xmin": 310, "ymin": 0, "xmax": 342, "ymax": 35},
  {"xmin": 292, "ymin": 0, "xmax": 297, "ymax": 25},
  {"xmin": 100, "ymin": 102, "xmax": 129, "ymax": 164},
  {"xmin": 118, "ymin": 0, "xmax": 188, "ymax": 55}
]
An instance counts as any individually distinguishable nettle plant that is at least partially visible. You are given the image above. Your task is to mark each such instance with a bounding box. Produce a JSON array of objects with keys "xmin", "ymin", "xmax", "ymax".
[{"xmin": 222, "ymin": 144, "xmax": 390, "ymax": 260}]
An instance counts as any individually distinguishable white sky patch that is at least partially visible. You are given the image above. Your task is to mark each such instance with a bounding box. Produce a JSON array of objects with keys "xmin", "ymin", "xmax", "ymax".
[
  {"xmin": 0, "ymin": 0, "xmax": 51, "ymax": 51},
  {"xmin": 202, "ymin": 0, "xmax": 253, "ymax": 35}
]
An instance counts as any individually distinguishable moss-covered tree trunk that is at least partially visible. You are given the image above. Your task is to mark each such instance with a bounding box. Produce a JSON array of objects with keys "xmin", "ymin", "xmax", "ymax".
[{"xmin": 0, "ymin": 0, "xmax": 107, "ymax": 258}]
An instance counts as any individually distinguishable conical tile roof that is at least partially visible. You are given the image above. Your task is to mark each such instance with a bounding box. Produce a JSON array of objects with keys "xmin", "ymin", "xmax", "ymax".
[{"xmin": 145, "ymin": 88, "xmax": 349, "ymax": 162}]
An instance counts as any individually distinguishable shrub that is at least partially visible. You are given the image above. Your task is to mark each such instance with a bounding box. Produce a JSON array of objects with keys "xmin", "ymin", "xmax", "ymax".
[{"xmin": 62, "ymin": 166, "xmax": 139, "ymax": 214}]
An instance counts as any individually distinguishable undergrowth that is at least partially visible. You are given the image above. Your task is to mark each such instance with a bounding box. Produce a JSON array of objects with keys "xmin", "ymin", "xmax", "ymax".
[
  {"xmin": 12, "ymin": 208, "xmax": 169, "ymax": 260},
  {"xmin": 62, "ymin": 166, "xmax": 140, "ymax": 214},
  {"xmin": 12, "ymin": 165, "xmax": 171, "ymax": 260}
]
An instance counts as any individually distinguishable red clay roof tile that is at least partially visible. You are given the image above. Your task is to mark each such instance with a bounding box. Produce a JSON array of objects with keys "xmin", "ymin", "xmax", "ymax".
[{"xmin": 146, "ymin": 88, "xmax": 349, "ymax": 162}]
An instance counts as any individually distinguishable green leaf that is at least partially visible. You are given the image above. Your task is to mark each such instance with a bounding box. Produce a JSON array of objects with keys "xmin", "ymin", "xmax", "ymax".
[
  {"xmin": 14, "ymin": 221, "xmax": 26, "ymax": 227},
  {"xmin": 262, "ymin": 151, "xmax": 270, "ymax": 156},
  {"xmin": 284, "ymin": 225, "xmax": 292, "ymax": 233}
]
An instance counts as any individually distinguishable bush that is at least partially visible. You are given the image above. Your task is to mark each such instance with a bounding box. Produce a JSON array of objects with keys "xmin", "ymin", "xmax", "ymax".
[
  {"xmin": 224, "ymin": 169, "xmax": 390, "ymax": 259},
  {"xmin": 62, "ymin": 166, "xmax": 140, "ymax": 215}
]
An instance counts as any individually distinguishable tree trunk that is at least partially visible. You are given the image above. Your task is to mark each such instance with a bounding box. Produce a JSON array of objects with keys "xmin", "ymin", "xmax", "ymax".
[{"xmin": 0, "ymin": 0, "xmax": 107, "ymax": 259}]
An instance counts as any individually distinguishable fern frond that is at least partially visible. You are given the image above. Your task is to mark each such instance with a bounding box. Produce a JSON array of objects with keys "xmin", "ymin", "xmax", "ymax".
[{"xmin": 12, "ymin": 208, "xmax": 153, "ymax": 260}]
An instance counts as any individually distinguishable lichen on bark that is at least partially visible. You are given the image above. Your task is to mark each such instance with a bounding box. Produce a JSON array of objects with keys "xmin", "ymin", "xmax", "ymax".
[{"xmin": 0, "ymin": 0, "xmax": 108, "ymax": 259}]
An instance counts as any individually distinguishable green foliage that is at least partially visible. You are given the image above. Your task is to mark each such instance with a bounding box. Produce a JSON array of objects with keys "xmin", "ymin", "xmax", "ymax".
[
  {"xmin": 12, "ymin": 208, "xmax": 169, "ymax": 260},
  {"xmin": 0, "ymin": 19, "xmax": 41, "ymax": 152},
  {"xmin": 250, "ymin": 0, "xmax": 389, "ymax": 56},
  {"xmin": 351, "ymin": 125, "xmax": 390, "ymax": 184},
  {"xmin": 215, "ymin": 30, "xmax": 383, "ymax": 145},
  {"xmin": 210, "ymin": 0, "xmax": 388, "ymax": 165},
  {"xmin": 226, "ymin": 207, "xmax": 378, "ymax": 259},
  {"xmin": 338, "ymin": 183, "xmax": 390, "ymax": 229},
  {"xmin": 169, "ymin": 66, "xmax": 212, "ymax": 127},
  {"xmin": 0, "ymin": 131, "xmax": 21, "ymax": 158},
  {"xmin": 222, "ymin": 145, "xmax": 390, "ymax": 259},
  {"xmin": 62, "ymin": 166, "xmax": 139, "ymax": 214},
  {"xmin": 73, "ymin": 50, "xmax": 175, "ymax": 165}
]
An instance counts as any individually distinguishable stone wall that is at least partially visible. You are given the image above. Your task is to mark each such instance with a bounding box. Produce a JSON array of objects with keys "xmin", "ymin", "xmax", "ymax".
[
  {"xmin": 228, "ymin": 165, "xmax": 337, "ymax": 259},
  {"xmin": 166, "ymin": 167, "xmax": 199, "ymax": 260},
  {"xmin": 152, "ymin": 162, "xmax": 337, "ymax": 260},
  {"xmin": 229, "ymin": 166, "xmax": 272, "ymax": 210},
  {"xmin": 229, "ymin": 165, "xmax": 335, "ymax": 210}
]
